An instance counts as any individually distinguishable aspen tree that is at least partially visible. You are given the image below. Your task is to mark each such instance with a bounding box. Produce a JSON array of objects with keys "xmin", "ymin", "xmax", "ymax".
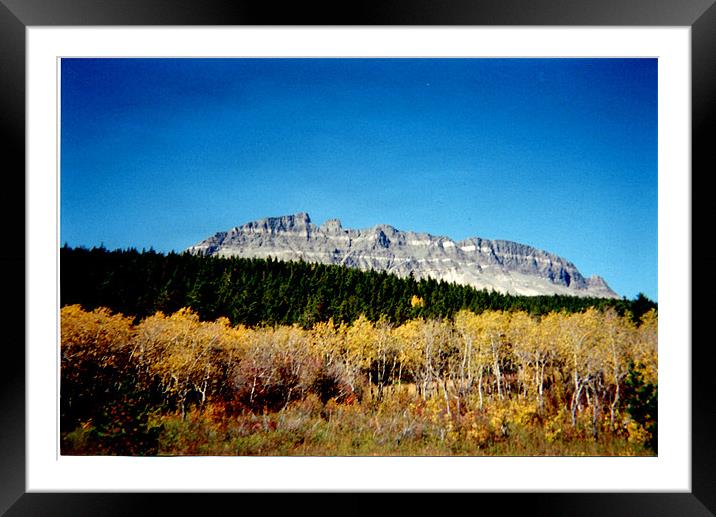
[
  {"xmin": 477, "ymin": 311, "xmax": 510, "ymax": 401},
  {"xmin": 393, "ymin": 319, "xmax": 425, "ymax": 398},
  {"xmin": 453, "ymin": 310, "xmax": 489, "ymax": 410},
  {"xmin": 599, "ymin": 308, "xmax": 633, "ymax": 427},
  {"xmin": 555, "ymin": 309, "xmax": 601, "ymax": 428},
  {"xmin": 345, "ymin": 315, "xmax": 378, "ymax": 398},
  {"xmin": 506, "ymin": 311, "xmax": 536, "ymax": 401}
]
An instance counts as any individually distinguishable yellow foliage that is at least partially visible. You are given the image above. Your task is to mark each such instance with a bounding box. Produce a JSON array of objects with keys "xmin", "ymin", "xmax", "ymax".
[
  {"xmin": 626, "ymin": 420, "xmax": 651, "ymax": 445},
  {"xmin": 466, "ymin": 420, "xmax": 492, "ymax": 446},
  {"xmin": 61, "ymin": 303, "xmax": 656, "ymax": 448},
  {"xmin": 61, "ymin": 304, "xmax": 134, "ymax": 366}
]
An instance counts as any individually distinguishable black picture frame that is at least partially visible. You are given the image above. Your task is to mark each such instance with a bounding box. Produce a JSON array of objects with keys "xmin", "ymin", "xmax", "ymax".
[{"xmin": 2, "ymin": 0, "xmax": 713, "ymax": 515}]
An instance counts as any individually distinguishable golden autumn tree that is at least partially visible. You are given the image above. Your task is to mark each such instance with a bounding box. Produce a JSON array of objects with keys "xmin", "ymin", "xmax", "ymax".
[
  {"xmin": 344, "ymin": 314, "xmax": 377, "ymax": 398},
  {"xmin": 308, "ymin": 319, "xmax": 352, "ymax": 402},
  {"xmin": 453, "ymin": 310, "xmax": 490, "ymax": 411},
  {"xmin": 393, "ymin": 318, "xmax": 425, "ymax": 396},
  {"xmin": 598, "ymin": 308, "xmax": 635, "ymax": 426},
  {"xmin": 133, "ymin": 308, "xmax": 234, "ymax": 416},
  {"xmin": 60, "ymin": 305, "xmax": 160, "ymax": 455},
  {"xmin": 475, "ymin": 310, "xmax": 511, "ymax": 402},
  {"xmin": 61, "ymin": 304, "xmax": 134, "ymax": 371},
  {"xmin": 371, "ymin": 317, "xmax": 399, "ymax": 401},
  {"xmin": 506, "ymin": 311, "xmax": 540, "ymax": 403},
  {"xmin": 547, "ymin": 309, "xmax": 599, "ymax": 428}
]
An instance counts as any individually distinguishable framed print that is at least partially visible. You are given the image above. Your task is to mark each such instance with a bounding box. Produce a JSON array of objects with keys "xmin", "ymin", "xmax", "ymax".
[{"xmin": 4, "ymin": 0, "xmax": 715, "ymax": 515}]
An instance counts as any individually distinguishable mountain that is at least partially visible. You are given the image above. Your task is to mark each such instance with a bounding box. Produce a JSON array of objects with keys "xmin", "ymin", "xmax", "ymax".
[{"xmin": 186, "ymin": 212, "xmax": 619, "ymax": 298}]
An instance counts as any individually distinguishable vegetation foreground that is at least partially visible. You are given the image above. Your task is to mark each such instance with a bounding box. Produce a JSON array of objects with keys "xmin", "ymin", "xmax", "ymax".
[{"xmin": 61, "ymin": 304, "xmax": 657, "ymax": 456}]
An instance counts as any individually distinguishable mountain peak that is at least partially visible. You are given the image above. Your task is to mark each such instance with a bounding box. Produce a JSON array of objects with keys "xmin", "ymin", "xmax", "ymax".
[
  {"xmin": 321, "ymin": 218, "xmax": 342, "ymax": 233},
  {"xmin": 295, "ymin": 211, "xmax": 311, "ymax": 223},
  {"xmin": 239, "ymin": 212, "xmax": 311, "ymax": 233}
]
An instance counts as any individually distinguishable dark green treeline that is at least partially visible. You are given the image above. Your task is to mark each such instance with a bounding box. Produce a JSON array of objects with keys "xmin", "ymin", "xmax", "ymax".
[{"xmin": 60, "ymin": 245, "xmax": 657, "ymax": 327}]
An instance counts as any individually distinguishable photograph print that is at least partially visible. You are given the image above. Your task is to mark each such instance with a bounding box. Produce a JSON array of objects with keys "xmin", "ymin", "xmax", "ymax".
[{"xmin": 59, "ymin": 57, "xmax": 658, "ymax": 457}]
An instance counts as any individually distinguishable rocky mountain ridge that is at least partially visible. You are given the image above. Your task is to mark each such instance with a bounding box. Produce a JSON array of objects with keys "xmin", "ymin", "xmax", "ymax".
[{"xmin": 187, "ymin": 212, "xmax": 619, "ymax": 298}]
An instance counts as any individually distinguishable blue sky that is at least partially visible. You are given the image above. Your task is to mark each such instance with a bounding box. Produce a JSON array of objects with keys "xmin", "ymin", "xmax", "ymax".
[{"xmin": 61, "ymin": 58, "xmax": 657, "ymax": 301}]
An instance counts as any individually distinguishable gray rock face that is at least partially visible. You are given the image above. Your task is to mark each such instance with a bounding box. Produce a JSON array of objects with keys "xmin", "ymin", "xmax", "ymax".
[{"xmin": 187, "ymin": 212, "xmax": 619, "ymax": 298}]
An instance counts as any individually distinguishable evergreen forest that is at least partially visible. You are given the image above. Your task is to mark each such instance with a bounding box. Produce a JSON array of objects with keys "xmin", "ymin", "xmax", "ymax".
[{"xmin": 61, "ymin": 245, "xmax": 656, "ymax": 328}]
